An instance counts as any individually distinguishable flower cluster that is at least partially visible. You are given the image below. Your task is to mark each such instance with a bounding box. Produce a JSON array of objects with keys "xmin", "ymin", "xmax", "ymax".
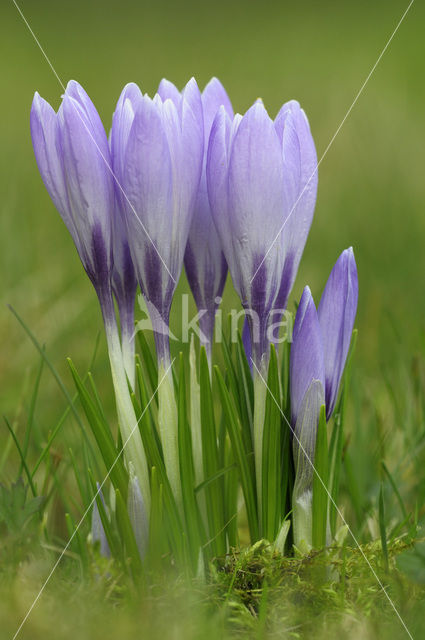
[
  {"xmin": 31, "ymin": 78, "xmax": 321, "ymax": 367},
  {"xmin": 31, "ymin": 77, "xmax": 358, "ymax": 556}
]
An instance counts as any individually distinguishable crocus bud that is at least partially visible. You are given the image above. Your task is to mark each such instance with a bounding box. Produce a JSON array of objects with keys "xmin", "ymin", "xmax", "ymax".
[
  {"xmin": 91, "ymin": 483, "xmax": 110, "ymax": 557},
  {"xmin": 114, "ymin": 78, "xmax": 204, "ymax": 365},
  {"xmin": 159, "ymin": 78, "xmax": 232, "ymax": 360},
  {"xmin": 290, "ymin": 286, "xmax": 325, "ymax": 426},
  {"xmin": 30, "ymin": 81, "xmax": 114, "ymax": 294},
  {"xmin": 127, "ymin": 463, "xmax": 149, "ymax": 560},
  {"xmin": 318, "ymin": 247, "xmax": 358, "ymax": 418},
  {"xmin": 290, "ymin": 290, "xmax": 325, "ymax": 549},
  {"xmin": 290, "ymin": 249, "xmax": 358, "ymax": 548},
  {"xmin": 110, "ymin": 84, "xmax": 142, "ymax": 387},
  {"xmin": 207, "ymin": 102, "xmax": 286, "ymax": 367},
  {"xmin": 290, "ymin": 249, "xmax": 358, "ymax": 424},
  {"xmin": 31, "ymin": 82, "xmax": 150, "ymax": 515},
  {"xmin": 274, "ymin": 101, "xmax": 318, "ymax": 312}
]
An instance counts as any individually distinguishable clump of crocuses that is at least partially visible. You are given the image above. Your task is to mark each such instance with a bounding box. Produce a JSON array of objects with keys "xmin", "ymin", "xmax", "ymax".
[
  {"xmin": 30, "ymin": 77, "xmax": 358, "ymax": 566},
  {"xmin": 290, "ymin": 248, "xmax": 358, "ymax": 549}
]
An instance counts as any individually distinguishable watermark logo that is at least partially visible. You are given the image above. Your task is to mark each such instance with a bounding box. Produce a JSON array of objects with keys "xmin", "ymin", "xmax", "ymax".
[{"xmin": 131, "ymin": 293, "xmax": 293, "ymax": 345}]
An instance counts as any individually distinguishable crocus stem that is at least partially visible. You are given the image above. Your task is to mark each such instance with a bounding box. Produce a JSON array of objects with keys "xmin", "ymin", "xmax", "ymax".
[
  {"xmin": 189, "ymin": 335, "xmax": 207, "ymax": 526},
  {"xmin": 118, "ymin": 300, "xmax": 136, "ymax": 390},
  {"xmin": 157, "ymin": 358, "xmax": 181, "ymax": 505},
  {"xmin": 148, "ymin": 309, "xmax": 182, "ymax": 505},
  {"xmin": 97, "ymin": 284, "xmax": 150, "ymax": 513},
  {"xmin": 292, "ymin": 488, "xmax": 313, "ymax": 552},
  {"xmin": 250, "ymin": 313, "xmax": 270, "ymax": 530},
  {"xmin": 253, "ymin": 364, "xmax": 268, "ymax": 530}
]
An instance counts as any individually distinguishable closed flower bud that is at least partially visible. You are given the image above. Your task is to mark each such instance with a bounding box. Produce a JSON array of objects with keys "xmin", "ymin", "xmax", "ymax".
[
  {"xmin": 30, "ymin": 81, "xmax": 114, "ymax": 292},
  {"xmin": 113, "ymin": 78, "xmax": 204, "ymax": 365},
  {"xmin": 318, "ymin": 247, "xmax": 358, "ymax": 419},
  {"xmin": 274, "ymin": 101, "xmax": 318, "ymax": 312},
  {"xmin": 159, "ymin": 78, "xmax": 233, "ymax": 360},
  {"xmin": 290, "ymin": 286, "xmax": 325, "ymax": 426}
]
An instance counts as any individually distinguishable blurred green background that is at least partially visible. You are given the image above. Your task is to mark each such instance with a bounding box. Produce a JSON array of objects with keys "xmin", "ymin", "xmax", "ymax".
[
  {"xmin": 1, "ymin": 0, "xmax": 424, "ymax": 518},
  {"xmin": 1, "ymin": 1, "xmax": 425, "ymax": 638}
]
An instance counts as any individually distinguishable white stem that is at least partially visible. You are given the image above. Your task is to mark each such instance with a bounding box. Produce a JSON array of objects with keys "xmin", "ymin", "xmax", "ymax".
[
  {"xmin": 189, "ymin": 336, "xmax": 207, "ymax": 525},
  {"xmin": 292, "ymin": 488, "xmax": 313, "ymax": 552},
  {"xmin": 121, "ymin": 319, "xmax": 136, "ymax": 390},
  {"xmin": 157, "ymin": 360, "xmax": 181, "ymax": 505},
  {"xmin": 253, "ymin": 367, "xmax": 267, "ymax": 525},
  {"xmin": 103, "ymin": 313, "xmax": 150, "ymax": 513}
]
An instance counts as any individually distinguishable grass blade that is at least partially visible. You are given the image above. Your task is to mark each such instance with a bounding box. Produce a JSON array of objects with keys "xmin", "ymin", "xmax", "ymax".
[
  {"xmin": 68, "ymin": 359, "xmax": 128, "ymax": 499},
  {"xmin": 115, "ymin": 487, "xmax": 143, "ymax": 578},
  {"xmin": 177, "ymin": 352, "xmax": 202, "ymax": 568},
  {"xmin": 135, "ymin": 366, "xmax": 185, "ymax": 564},
  {"xmin": 8, "ymin": 305, "xmax": 88, "ymax": 436},
  {"xmin": 379, "ymin": 483, "xmax": 389, "ymax": 572},
  {"xmin": 200, "ymin": 348, "xmax": 226, "ymax": 557},
  {"xmin": 214, "ymin": 366, "xmax": 258, "ymax": 541},
  {"xmin": 20, "ymin": 351, "xmax": 45, "ymax": 475},
  {"xmin": 329, "ymin": 329, "xmax": 357, "ymax": 536},
  {"xmin": 262, "ymin": 345, "xmax": 282, "ymax": 541},
  {"xmin": 3, "ymin": 415, "xmax": 37, "ymax": 497}
]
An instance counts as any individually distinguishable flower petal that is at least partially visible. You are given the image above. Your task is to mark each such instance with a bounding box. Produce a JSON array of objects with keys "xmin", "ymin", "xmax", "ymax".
[
  {"xmin": 184, "ymin": 79, "xmax": 232, "ymax": 338},
  {"xmin": 180, "ymin": 78, "xmax": 204, "ymax": 214},
  {"xmin": 227, "ymin": 102, "xmax": 285, "ymax": 309},
  {"xmin": 122, "ymin": 95, "xmax": 175, "ymax": 312},
  {"xmin": 318, "ymin": 247, "xmax": 358, "ymax": 418},
  {"xmin": 65, "ymin": 80, "xmax": 108, "ymax": 143},
  {"xmin": 290, "ymin": 286, "xmax": 325, "ymax": 425},
  {"xmin": 274, "ymin": 101, "xmax": 318, "ymax": 310},
  {"xmin": 206, "ymin": 106, "xmax": 233, "ymax": 273},
  {"xmin": 110, "ymin": 82, "xmax": 143, "ymax": 182},
  {"xmin": 110, "ymin": 83, "xmax": 141, "ymax": 309},
  {"xmin": 58, "ymin": 93, "xmax": 113, "ymax": 280},
  {"xmin": 157, "ymin": 78, "xmax": 181, "ymax": 105},
  {"xmin": 30, "ymin": 93, "xmax": 73, "ymax": 233},
  {"xmin": 201, "ymin": 77, "xmax": 233, "ymax": 135}
]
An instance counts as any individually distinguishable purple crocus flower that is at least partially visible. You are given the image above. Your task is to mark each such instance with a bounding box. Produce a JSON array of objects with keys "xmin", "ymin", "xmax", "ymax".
[
  {"xmin": 112, "ymin": 78, "xmax": 204, "ymax": 365},
  {"xmin": 289, "ymin": 294, "xmax": 324, "ymax": 545},
  {"xmin": 318, "ymin": 247, "xmax": 359, "ymax": 419},
  {"xmin": 290, "ymin": 249, "xmax": 357, "ymax": 547},
  {"xmin": 30, "ymin": 81, "xmax": 114, "ymax": 299},
  {"xmin": 31, "ymin": 81, "xmax": 151, "ymax": 512},
  {"xmin": 207, "ymin": 98, "xmax": 317, "ymax": 368},
  {"xmin": 290, "ymin": 286, "xmax": 325, "ymax": 426},
  {"xmin": 241, "ymin": 101, "xmax": 317, "ymax": 354},
  {"xmin": 273, "ymin": 101, "xmax": 318, "ymax": 314},
  {"xmin": 111, "ymin": 79, "xmax": 204, "ymax": 504},
  {"xmin": 208, "ymin": 98, "xmax": 313, "ymax": 510},
  {"xmin": 110, "ymin": 84, "xmax": 142, "ymax": 387},
  {"xmin": 290, "ymin": 248, "xmax": 358, "ymax": 424},
  {"xmin": 158, "ymin": 78, "xmax": 232, "ymax": 360},
  {"xmin": 207, "ymin": 101, "xmax": 286, "ymax": 367}
]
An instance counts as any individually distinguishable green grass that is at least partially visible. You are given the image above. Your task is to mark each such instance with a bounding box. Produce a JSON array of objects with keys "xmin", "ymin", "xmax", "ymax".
[
  {"xmin": 1, "ymin": 0, "xmax": 425, "ymax": 637},
  {"xmin": 1, "ymin": 532, "xmax": 425, "ymax": 639}
]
